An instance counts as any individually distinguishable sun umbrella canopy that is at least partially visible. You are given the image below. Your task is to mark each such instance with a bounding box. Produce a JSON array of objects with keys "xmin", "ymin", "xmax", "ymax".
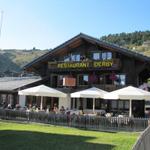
[
  {"xmin": 18, "ymin": 85, "xmax": 67, "ymax": 98},
  {"xmin": 103, "ymin": 86, "xmax": 150, "ymax": 117},
  {"xmin": 71, "ymin": 87, "xmax": 108, "ymax": 98},
  {"xmin": 103, "ymin": 86, "xmax": 150, "ymax": 100},
  {"xmin": 71, "ymin": 87, "xmax": 108, "ymax": 113}
]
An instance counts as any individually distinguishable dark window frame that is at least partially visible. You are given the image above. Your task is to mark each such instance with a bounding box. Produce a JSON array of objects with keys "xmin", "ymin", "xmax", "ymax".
[{"xmin": 78, "ymin": 74, "xmax": 89, "ymax": 86}]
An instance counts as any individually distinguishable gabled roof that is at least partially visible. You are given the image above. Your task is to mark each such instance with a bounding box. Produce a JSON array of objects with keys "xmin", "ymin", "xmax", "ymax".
[
  {"xmin": 0, "ymin": 77, "xmax": 41, "ymax": 92},
  {"xmin": 24, "ymin": 33, "xmax": 150, "ymax": 69}
]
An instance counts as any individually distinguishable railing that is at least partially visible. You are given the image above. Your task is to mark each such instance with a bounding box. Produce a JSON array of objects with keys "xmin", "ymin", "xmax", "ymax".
[
  {"xmin": 0, "ymin": 109, "xmax": 149, "ymax": 132},
  {"xmin": 132, "ymin": 125, "xmax": 150, "ymax": 150}
]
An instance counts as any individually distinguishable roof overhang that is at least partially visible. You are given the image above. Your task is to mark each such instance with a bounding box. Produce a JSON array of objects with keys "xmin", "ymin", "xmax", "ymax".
[{"xmin": 24, "ymin": 33, "xmax": 150, "ymax": 70}]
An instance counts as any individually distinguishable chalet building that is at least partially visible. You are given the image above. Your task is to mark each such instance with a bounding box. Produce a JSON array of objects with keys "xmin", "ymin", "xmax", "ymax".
[
  {"xmin": 24, "ymin": 33, "xmax": 150, "ymax": 116},
  {"xmin": 21, "ymin": 33, "xmax": 150, "ymax": 117}
]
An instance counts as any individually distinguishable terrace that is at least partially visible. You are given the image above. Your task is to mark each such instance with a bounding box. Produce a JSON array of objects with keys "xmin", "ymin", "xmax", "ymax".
[{"xmin": 0, "ymin": 108, "xmax": 148, "ymax": 132}]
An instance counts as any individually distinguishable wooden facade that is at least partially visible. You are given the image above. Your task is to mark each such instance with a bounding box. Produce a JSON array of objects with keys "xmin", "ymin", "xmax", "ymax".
[{"xmin": 24, "ymin": 33, "xmax": 150, "ymax": 117}]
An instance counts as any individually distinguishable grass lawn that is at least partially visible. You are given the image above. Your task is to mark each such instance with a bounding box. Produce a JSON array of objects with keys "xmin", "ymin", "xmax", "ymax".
[{"xmin": 0, "ymin": 121, "xmax": 139, "ymax": 150}]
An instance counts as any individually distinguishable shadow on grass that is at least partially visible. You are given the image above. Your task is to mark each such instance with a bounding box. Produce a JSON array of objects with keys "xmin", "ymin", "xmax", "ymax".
[
  {"xmin": 78, "ymin": 127, "xmax": 117, "ymax": 133},
  {"xmin": 0, "ymin": 130, "xmax": 115, "ymax": 150}
]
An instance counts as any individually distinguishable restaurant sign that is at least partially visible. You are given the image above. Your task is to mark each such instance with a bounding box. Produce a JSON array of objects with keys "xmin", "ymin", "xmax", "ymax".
[{"xmin": 48, "ymin": 59, "xmax": 120, "ymax": 70}]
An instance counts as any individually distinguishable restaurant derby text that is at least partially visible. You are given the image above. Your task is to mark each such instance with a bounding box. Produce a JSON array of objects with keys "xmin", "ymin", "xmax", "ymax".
[{"xmin": 48, "ymin": 60, "xmax": 116, "ymax": 69}]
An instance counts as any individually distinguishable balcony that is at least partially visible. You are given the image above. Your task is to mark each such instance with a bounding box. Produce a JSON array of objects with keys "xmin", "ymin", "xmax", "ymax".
[{"xmin": 48, "ymin": 59, "xmax": 121, "ymax": 71}]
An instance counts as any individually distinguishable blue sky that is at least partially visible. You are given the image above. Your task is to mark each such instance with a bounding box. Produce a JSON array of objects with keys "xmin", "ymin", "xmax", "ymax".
[{"xmin": 0, "ymin": 0, "xmax": 149, "ymax": 49}]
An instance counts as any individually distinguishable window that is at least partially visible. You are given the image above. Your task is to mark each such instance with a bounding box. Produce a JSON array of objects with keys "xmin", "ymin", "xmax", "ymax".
[
  {"xmin": 71, "ymin": 98, "xmax": 78, "ymax": 109},
  {"xmin": 118, "ymin": 101, "xmax": 124, "ymax": 109},
  {"xmin": 86, "ymin": 98, "xmax": 93, "ymax": 109},
  {"xmin": 93, "ymin": 51, "xmax": 112, "ymax": 60},
  {"xmin": 71, "ymin": 53, "xmax": 80, "ymax": 61},
  {"xmin": 78, "ymin": 74, "xmax": 89, "ymax": 85},
  {"xmin": 84, "ymin": 75, "xmax": 88, "ymax": 82},
  {"xmin": 95, "ymin": 99, "xmax": 101, "ymax": 109},
  {"xmin": 100, "ymin": 100, "xmax": 107, "ymax": 109},
  {"xmin": 111, "ymin": 100, "xmax": 129, "ymax": 110},
  {"xmin": 93, "ymin": 52, "xmax": 101, "ymax": 60},
  {"xmin": 89, "ymin": 73, "xmax": 98, "ymax": 84},
  {"xmin": 98, "ymin": 75, "xmax": 105, "ymax": 84},
  {"xmin": 120, "ymin": 75, "xmax": 126, "ymax": 85},
  {"xmin": 1, "ymin": 94, "xmax": 6, "ymax": 102},
  {"xmin": 58, "ymin": 75, "xmax": 64, "ymax": 86},
  {"xmin": 64, "ymin": 54, "xmax": 81, "ymax": 61},
  {"xmin": 111, "ymin": 101, "xmax": 117, "ymax": 109},
  {"xmin": 114, "ymin": 74, "xmax": 126, "ymax": 86},
  {"xmin": 74, "ymin": 98, "xmax": 77, "ymax": 109},
  {"xmin": 91, "ymin": 74, "xmax": 104, "ymax": 85},
  {"xmin": 105, "ymin": 74, "xmax": 113, "ymax": 84},
  {"xmin": 95, "ymin": 99, "xmax": 107, "ymax": 109},
  {"xmin": 124, "ymin": 101, "xmax": 129, "ymax": 109},
  {"xmin": 107, "ymin": 52, "xmax": 112, "ymax": 60},
  {"xmin": 71, "ymin": 99, "xmax": 73, "ymax": 109},
  {"xmin": 102, "ymin": 52, "xmax": 107, "ymax": 60},
  {"xmin": 102, "ymin": 52, "xmax": 112, "ymax": 60},
  {"xmin": 88, "ymin": 74, "xmax": 106, "ymax": 85},
  {"xmin": 64, "ymin": 56, "xmax": 70, "ymax": 62},
  {"xmin": 96, "ymin": 74, "xmax": 125, "ymax": 85}
]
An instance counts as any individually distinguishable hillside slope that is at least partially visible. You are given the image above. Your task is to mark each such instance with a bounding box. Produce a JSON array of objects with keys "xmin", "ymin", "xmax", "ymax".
[
  {"xmin": 0, "ymin": 49, "xmax": 49, "ymax": 72},
  {"xmin": 100, "ymin": 30, "xmax": 150, "ymax": 56}
]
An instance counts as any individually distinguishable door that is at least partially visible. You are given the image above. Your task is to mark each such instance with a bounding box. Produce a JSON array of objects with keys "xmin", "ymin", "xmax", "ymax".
[
  {"xmin": 132, "ymin": 100, "xmax": 145, "ymax": 117},
  {"xmin": 51, "ymin": 75, "xmax": 58, "ymax": 88}
]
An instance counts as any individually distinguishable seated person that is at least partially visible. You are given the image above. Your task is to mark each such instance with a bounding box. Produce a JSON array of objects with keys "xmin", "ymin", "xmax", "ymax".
[
  {"xmin": 60, "ymin": 106, "xmax": 65, "ymax": 114},
  {"xmin": 79, "ymin": 106, "xmax": 84, "ymax": 115},
  {"xmin": 7, "ymin": 104, "xmax": 12, "ymax": 109},
  {"xmin": 80, "ymin": 55, "xmax": 86, "ymax": 61},
  {"xmin": 53, "ymin": 104, "xmax": 58, "ymax": 114},
  {"xmin": 15, "ymin": 104, "xmax": 21, "ymax": 110}
]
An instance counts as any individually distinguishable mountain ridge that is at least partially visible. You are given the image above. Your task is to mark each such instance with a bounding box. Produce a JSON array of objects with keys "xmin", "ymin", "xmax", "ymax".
[
  {"xmin": 100, "ymin": 30, "xmax": 150, "ymax": 56},
  {"xmin": 0, "ymin": 49, "xmax": 49, "ymax": 73},
  {"xmin": 0, "ymin": 30, "xmax": 150, "ymax": 73}
]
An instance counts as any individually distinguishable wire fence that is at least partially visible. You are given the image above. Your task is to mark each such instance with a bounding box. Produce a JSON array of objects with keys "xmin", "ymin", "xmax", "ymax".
[{"xmin": 0, "ymin": 109, "xmax": 149, "ymax": 132}]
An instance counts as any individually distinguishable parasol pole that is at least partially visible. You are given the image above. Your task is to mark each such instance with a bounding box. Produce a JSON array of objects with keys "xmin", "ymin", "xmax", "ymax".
[
  {"xmin": 93, "ymin": 98, "xmax": 95, "ymax": 113},
  {"xmin": 129, "ymin": 99, "xmax": 132, "ymax": 117},
  {"xmin": 40, "ymin": 96, "xmax": 43, "ymax": 110}
]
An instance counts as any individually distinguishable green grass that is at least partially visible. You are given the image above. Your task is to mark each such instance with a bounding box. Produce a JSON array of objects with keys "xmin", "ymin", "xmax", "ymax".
[{"xmin": 0, "ymin": 121, "xmax": 139, "ymax": 150}]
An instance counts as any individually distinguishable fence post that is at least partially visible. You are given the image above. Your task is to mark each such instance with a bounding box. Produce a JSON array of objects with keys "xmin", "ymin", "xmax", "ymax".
[
  {"xmin": 84, "ymin": 116, "xmax": 86, "ymax": 129},
  {"xmin": 26, "ymin": 111, "xmax": 30, "ymax": 122}
]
